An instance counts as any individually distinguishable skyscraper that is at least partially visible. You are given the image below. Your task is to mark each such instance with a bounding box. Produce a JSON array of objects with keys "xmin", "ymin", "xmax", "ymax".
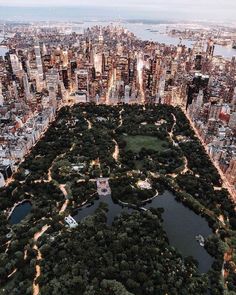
[
  {"xmin": 124, "ymin": 84, "xmax": 130, "ymax": 104},
  {"xmin": 75, "ymin": 69, "xmax": 89, "ymax": 102},
  {"xmin": 10, "ymin": 54, "xmax": 22, "ymax": 75},
  {"xmin": 0, "ymin": 82, "xmax": 4, "ymax": 106},
  {"xmin": 34, "ymin": 40, "xmax": 44, "ymax": 89}
]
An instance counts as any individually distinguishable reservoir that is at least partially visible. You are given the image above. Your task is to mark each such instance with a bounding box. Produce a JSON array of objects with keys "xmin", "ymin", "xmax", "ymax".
[
  {"xmin": 145, "ymin": 191, "xmax": 214, "ymax": 273},
  {"xmin": 73, "ymin": 190, "xmax": 214, "ymax": 273},
  {"xmin": 8, "ymin": 201, "xmax": 32, "ymax": 225}
]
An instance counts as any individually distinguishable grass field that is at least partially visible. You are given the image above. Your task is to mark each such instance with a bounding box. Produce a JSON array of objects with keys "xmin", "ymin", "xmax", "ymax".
[{"xmin": 123, "ymin": 135, "xmax": 167, "ymax": 153}]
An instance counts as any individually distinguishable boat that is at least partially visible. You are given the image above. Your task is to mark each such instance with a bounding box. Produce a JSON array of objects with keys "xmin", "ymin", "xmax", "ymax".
[{"xmin": 195, "ymin": 234, "xmax": 205, "ymax": 247}]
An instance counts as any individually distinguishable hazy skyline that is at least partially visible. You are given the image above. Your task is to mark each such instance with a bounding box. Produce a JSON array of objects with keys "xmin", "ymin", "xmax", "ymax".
[{"xmin": 0, "ymin": 0, "xmax": 236, "ymax": 22}]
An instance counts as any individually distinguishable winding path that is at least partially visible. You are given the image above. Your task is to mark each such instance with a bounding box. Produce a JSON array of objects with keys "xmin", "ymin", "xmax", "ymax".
[
  {"xmin": 118, "ymin": 108, "xmax": 124, "ymax": 128},
  {"xmin": 85, "ymin": 117, "xmax": 92, "ymax": 130},
  {"xmin": 32, "ymin": 225, "xmax": 50, "ymax": 295},
  {"xmin": 181, "ymin": 156, "xmax": 189, "ymax": 174},
  {"xmin": 169, "ymin": 113, "xmax": 177, "ymax": 144},
  {"xmin": 112, "ymin": 139, "xmax": 119, "ymax": 162},
  {"xmin": 59, "ymin": 184, "xmax": 69, "ymax": 214}
]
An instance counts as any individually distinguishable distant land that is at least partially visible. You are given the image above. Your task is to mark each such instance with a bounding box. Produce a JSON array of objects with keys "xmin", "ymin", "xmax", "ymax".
[{"xmin": 0, "ymin": 5, "xmax": 235, "ymax": 23}]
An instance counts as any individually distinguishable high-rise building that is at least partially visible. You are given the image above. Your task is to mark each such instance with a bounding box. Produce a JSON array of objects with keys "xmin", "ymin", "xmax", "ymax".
[
  {"xmin": 0, "ymin": 82, "xmax": 4, "ymax": 106},
  {"xmin": 61, "ymin": 50, "xmax": 69, "ymax": 67},
  {"xmin": 61, "ymin": 68, "xmax": 70, "ymax": 90},
  {"xmin": 23, "ymin": 72, "xmax": 32, "ymax": 101},
  {"xmin": 75, "ymin": 69, "xmax": 89, "ymax": 101},
  {"xmin": 156, "ymin": 72, "xmax": 166, "ymax": 103},
  {"xmin": 46, "ymin": 69, "xmax": 59, "ymax": 91},
  {"xmin": 206, "ymin": 39, "xmax": 215, "ymax": 57},
  {"xmin": 231, "ymin": 87, "xmax": 236, "ymax": 110},
  {"xmin": 34, "ymin": 40, "xmax": 44, "ymax": 88},
  {"xmin": 10, "ymin": 54, "xmax": 22, "ymax": 75},
  {"xmin": 225, "ymin": 157, "xmax": 236, "ymax": 187},
  {"xmin": 195, "ymin": 54, "xmax": 202, "ymax": 71},
  {"xmin": 228, "ymin": 112, "xmax": 236, "ymax": 129},
  {"xmin": 124, "ymin": 85, "xmax": 130, "ymax": 104},
  {"xmin": 209, "ymin": 104, "xmax": 222, "ymax": 120},
  {"xmin": 94, "ymin": 52, "xmax": 102, "ymax": 73},
  {"xmin": 196, "ymin": 90, "xmax": 204, "ymax": 108},
  {"xmin": 98, "ymin": 28, "xmax": 104, "ymax": 46}
]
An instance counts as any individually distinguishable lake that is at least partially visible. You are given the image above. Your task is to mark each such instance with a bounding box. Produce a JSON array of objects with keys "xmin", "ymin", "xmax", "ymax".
[
  {"xmin": 73, "ymin": 190, "xmax": 214, "ymax": 273},
  {"xmin": 8, "ymin": 201, "xmax": 32, "ymax": 225},
  {"xmin": 145, "ymin": 191, "xmax": 214, "ymax": 273},
  {"xmin": 73, "ymin": 195, "xmax": 133, "ymax": 226}
]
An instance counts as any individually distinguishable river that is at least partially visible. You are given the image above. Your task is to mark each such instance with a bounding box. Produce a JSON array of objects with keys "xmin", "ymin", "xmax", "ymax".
[{"xmin": 73, "ymin": 190, "xmax": 213, "ymax": 273}]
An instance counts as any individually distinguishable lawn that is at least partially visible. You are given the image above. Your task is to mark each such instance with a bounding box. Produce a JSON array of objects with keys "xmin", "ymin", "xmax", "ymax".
[{"xmin": 123, "ymin": 135, "xmax": 167, "ymax": 153}]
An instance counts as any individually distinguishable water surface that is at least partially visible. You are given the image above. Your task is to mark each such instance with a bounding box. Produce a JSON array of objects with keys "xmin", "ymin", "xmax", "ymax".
[
  {"xmin": 73, "ymin": 190, "xmax": 214, "ymax": 273},
  {"xmin": 9, "ymin": 201, "xmax": 32, "ymax": 225},
  {"xmin": 145, "ymin": 191, "xmax": 214, "ymax": 273}
]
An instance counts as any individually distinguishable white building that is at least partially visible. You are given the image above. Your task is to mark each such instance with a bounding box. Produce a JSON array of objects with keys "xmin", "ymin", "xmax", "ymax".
[
  {"xmin": 0, "ymin": 173, "xmax": 5, "ymax": 188},
  {"xmin": 65, "ymin": 215, "xmax": 78, "ymax": 228},
  {"xmin": 10, "ymin": 54, "xmax": 22, "ymax": 75},
  {"xmin": 34, "ymin": 41, "xmax": 44, "ymax": 84},
  {"xmin": 124, "ymin": 85, "xmax": 130, "ymax": 104},
  {"xmin": 0, "ymin": 82, "xmax": 4, "ymax": 106}
]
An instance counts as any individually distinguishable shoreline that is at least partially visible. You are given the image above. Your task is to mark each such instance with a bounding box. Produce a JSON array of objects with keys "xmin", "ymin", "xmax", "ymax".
[{"xmin": 6, "ymin": 199, "xmax": 32, "ymax": 219}]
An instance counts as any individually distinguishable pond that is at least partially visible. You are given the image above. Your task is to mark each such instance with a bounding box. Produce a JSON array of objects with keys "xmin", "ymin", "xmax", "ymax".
[
  {"xmin": 73, "ymin": 196, "xmax": 133, "ymax": 226},
  {"xmin": 73, "ymin": 190, "xmax": 214, "ymax": 273},
  {"xmin": 8, "ymin": 201, "xmax": 32, "ymax": 225}
]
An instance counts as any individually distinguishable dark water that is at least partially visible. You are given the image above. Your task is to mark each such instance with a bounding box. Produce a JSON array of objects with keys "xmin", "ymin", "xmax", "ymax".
[
  {"xmin": 145, "ymin": 191, "xmax": 214, "ymax": 273},
  {"xmin": 73, "ymin": 190, "xmax": 213, "ymax": 273},
  {"xmin": 9, "ymin": 201, "xmax": 32, "ymax": 225},
  {"xmin": 73, "ymin": 196, "xmax": 133, "ymax": 225}
]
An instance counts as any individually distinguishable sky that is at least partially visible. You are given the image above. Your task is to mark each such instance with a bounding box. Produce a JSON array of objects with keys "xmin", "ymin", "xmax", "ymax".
[
  {"xmin": 0, "ymin": 0, "xmax": 235, "ymax": 8},
  {"xmin": 0, "ymin": 0, "xmax": 235, "ymax": 22}
]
